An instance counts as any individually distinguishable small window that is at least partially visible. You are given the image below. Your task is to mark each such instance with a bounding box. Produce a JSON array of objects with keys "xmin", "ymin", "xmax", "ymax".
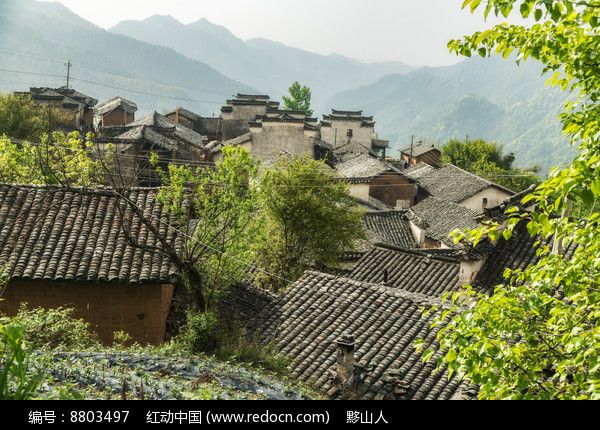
[{"xmin": 347, "ymin": 129, "xmax": 353, "ymax": 137}]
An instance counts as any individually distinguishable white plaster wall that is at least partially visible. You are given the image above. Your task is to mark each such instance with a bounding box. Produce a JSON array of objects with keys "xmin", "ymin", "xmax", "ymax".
[
  {"xmin": 321, "ymin": 120, "xmax": 374, "ymax": 149},
  {"xmin": 460, "ymin": 187, "xmax": 513, "ymax": 212},
  {"xmin": 459, "ymin": 259, "xmax": 486, "ymax": 285}
]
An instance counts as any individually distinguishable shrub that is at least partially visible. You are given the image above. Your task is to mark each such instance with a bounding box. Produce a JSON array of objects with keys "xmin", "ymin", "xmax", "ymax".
[
  {"xmin": 180, "ymin": 311, "xmax": 219, "ymax": 353},
  {"xmin": 13, "ymin": 305, "xmax": 100, "ymax": 351},
  {"xmin": 0, "ymin": 322, "xmax": 44, "ymax": 400},
  {"xmin": 216, "ymin": 333, "xmax": 290, "ymax": 375}
]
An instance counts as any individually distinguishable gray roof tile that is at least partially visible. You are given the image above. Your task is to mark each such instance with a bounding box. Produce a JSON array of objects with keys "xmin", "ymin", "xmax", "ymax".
[{"xmin": 0, "ymin": 184, "xmax": 180, "ymax": 284}]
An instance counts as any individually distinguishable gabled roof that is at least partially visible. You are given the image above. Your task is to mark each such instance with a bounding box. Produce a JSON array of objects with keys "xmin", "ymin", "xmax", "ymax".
[
  {"xmin": 248, "ymin": 270, "xmax": 468, "ymax": 399},
  {"xmin": 98, "ymin": 112, "xmax": 205, "ymax": 150},
  {"xmin": 348, "ymin": 244, "xmax": 461, "ymax": 297},
  {"xmin": 403, "ymin": 162, "xmax": 436, "ymax": 180},
  {"xmin": 478, "ymin": 184, "xmax": 537, "ymax": 221},
  {"xmin": 400, "ymin": 144, "xmax": 440, "ymax": 157},
  {"xmin": 336, "ymin": 154, "xmax": 402, "ymax": 179},
  {"xmin": 416, "ymin": 165, "xmax": 514, "ymax": 203},
  {"xmin": 164, "ymin": 107, "xmax": 201, "ymax": 123},
  {"xmin": 473, "ymin": 225, "xmax": 577, "ymax": 295},
  {"xmin": 28, "ymin": 86, "xmax": 98, "ymax": 108},
  {"xmin": 363, "ymin": 211, "xmax": 417, "ymax": 249},
  {"xmin": 0, "ymin": 184, "xmax": 181, "ymax": 284},
  {"xmin": 96, "ymin": 97, "xmax": 137, "ymax": 116},
  {"xmin": 408, "ymin": 197, "xmax": 480, "ymax": 247}
]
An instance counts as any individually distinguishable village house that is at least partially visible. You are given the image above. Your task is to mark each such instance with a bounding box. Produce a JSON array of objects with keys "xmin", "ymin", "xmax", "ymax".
[
  {"xmin": 0, "ymin": 184, "xmax": 181, "ymax": 345},
  {"xmin": 221, "ymin": 269, "xmax": 475, "ymax": 400},
  {"xmin": 336, "ymin": 154, "xmax": 418, "ymax": 209},
  {"xmin": 96, "ymin": 96, "xmax": 138, "ymax": 128},
  {"xmin": 220, "ymin": 94, "xmax": 280, "ymax": 141},
  {"xmin": 16, "ymin": 86, "xmax": 98, "ymax": 134},
  {"xmin": 407, "ymin": 164, "xmax": 514, "ymax": 212},
  {"xmin": 213, "ymin": 109, "xmax": 319, "ymax": 164},
  {"xmin": 362, "ymin": 210, "xmax": 417, "ymax": 249},
  {"xmin": 319, "ymin": 110, "xmax": 389, "ymax": 162},
  {"xmin": 406, "ymin": 197, "xmax": 481, "ymax": 249},
  {"xmin": 96, "ymin": 111, "xmax": 208, "ymax": 186},
  {"xmin": 400, "ymin": 143, "xmax": 441, "ymax": 167},
  {"xmin": 165, "ymin": 107, "xmax": 222, "ymax": 142}
]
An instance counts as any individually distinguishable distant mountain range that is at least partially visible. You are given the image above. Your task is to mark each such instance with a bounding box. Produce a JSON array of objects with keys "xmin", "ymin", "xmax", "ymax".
[
  {"xmin": 327, "ymin": 56, "xmax": 574, "ymax": 171},
  {"xmin": 110, "ymin": 15, "xmax": 415, "ymax": 111},
  {"xmin": 0, "ymin": 0, "xmax": 574, "ymax": 171},
  {"xmin": 0, "ymin": 0, "xmax": 255, "ymax": 116}
]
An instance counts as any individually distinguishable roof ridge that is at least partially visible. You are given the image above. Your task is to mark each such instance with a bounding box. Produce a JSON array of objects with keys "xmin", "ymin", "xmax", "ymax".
[
  {"xmin": 369, "ymin": 242, "xmax": 461, "ymax": 263},
  {"xmin": 0, "ymin": 183, "xmax": 162, "ymax": 194},
  {"xmin": 300, "ymin": 270, "xmax": 445, "ymax": 307}
]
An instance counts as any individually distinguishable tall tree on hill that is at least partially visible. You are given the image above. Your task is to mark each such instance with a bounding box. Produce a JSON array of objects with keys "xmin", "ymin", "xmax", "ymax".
[
  {"xmin": 417, "ymin": 0, "xmax": 600, "ymax": 400},
  {"xmin": 441, "ymin": 138, "xmax": 540, "ymax": 191},
  {"xmin": 282, "ymin": 82, "xmax": 314, "ymax": 116}
]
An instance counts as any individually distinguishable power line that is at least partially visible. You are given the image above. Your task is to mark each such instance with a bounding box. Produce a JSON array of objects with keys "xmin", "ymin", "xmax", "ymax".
[
  {"xmin": 0, "ymin": 48, "xmax": 234, "ymax": 98},
  {"xmin": 0, "ymin": 66, "xmax": 225, "ymax": 105}
]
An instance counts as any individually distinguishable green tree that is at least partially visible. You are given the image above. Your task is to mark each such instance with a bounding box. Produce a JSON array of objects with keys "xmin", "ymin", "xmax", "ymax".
[
  {"xmin": 0, "ymin": 132, "xmax": 111, "ymax": 187},
  {"xmin": 441, "ymin": 138, "xmax": 540, "ymax": 191},
  {"xmin": 255, "ymin": 156, "xmax": 365, "ymax": 290},
  {"xmin": 152, "ymin": 145, "xmax": 262, "ymax": 311},
  {"xmin": 418, "ymin": 0, "xmax": 600, "ymax": 399},
  {"xmin": 282, "ymin": 82, "xmax": 314, "ymax": 116},
  {"xmin": 0, "ymin": 93, "xmax": 69, "ymax": 141}
]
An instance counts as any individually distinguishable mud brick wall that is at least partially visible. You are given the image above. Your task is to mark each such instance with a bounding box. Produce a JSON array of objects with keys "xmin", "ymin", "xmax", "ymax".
[{"xmin": 0, "ymin": 281, "xmax": 175, "ymax": 345}]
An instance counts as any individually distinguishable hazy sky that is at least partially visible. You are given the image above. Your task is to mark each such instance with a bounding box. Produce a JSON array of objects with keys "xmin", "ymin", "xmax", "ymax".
[{"xmin": 46, "ymin": 0, "xmax": 522, "ymax": 66}]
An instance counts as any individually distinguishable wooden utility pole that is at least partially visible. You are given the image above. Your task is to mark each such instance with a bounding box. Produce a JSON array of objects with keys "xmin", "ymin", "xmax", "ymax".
[{"xmin": 65, "ymin": 60, "xmax": 72, "ymax": 89}]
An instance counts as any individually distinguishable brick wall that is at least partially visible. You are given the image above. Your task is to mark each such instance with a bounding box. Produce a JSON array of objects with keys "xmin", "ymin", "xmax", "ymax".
[
  {"xmin": 100, "ymin": 109, "xmax": 135, "ymax": 127},
  {"xmin": 0, "ymin": 280, "xmax": 175, "ymax": 345}
]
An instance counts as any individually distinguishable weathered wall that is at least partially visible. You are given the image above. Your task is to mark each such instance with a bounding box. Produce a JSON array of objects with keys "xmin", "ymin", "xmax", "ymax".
[
  {"xmin": 369, "ymin": 173, "xmax": 417, "ymax": 209},
  {"xmin": 0, "ymin": 280, "xmax": 175, "ymax": 345},
  {"xmin": 460, "ymin": 187, "xmax": 512, "ymax": 212},
  {"xmin": 222, "ymin": 105, "xmax": 269, "ymax": 122},
  {"xmin": 100, "ymin": 109, "xmax": 135, "ymax": 127},
  {"xmin": 459, "ymin": 259, "xmax": 486, "ymax": 285},
  {"xmin": 321, "ymin": 120, "xmax": 374, "ymax": 149},
  {"xmin": 348, "ymin": 182, "xmax": 371, "ymax": 201},
  {"xmin": 241, "ymin": 123, "xmax": 314, "ymax": 164}
]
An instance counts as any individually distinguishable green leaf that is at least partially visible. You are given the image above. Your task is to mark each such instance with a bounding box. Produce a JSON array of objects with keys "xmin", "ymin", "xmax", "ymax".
[
  {"xmin": 526, "ymin": 221, "xmax": 539, "ymax": 237},
  {"xmin": 534, "ymin": 8, "xmax": 543, "ymax": 21}
]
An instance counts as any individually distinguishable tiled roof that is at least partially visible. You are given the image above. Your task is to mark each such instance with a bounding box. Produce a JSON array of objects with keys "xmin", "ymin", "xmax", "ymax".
[
  {"xmin": 29, "ymin": 86, "xmax": 98, "ymax": 108},
  {"xmin": 400, "ymin": 144, "xmax": 440, "ymax": 157},
  {"xmin": 336, "ymin": 154, "xmax": 400, "ymax": 179},
  {"xmin": 417, "ymin": 165, "xmax": 513, "ymax": 203},
  {"xmin": 479, "ymin": 185, "xmax": 537, "ymax": 221},
  {"xmin": 354, "ymin": 197, "xmax": 393, "ymax": 211},
  {"xmin": 403, "ymin": 162, "xmax": 436, "ymax": 180},
  {"xmin": 96, "ymin": 97, "xmax": 137, "ymax": 115},
  {"xmin": 408, "ymin": 197, "xmax": 480, "ymax": 247},
  {"xmin": 473, "ymin": 225, "xmax": 577, "ymax": 295},
  {"xmin": 348, "ymin": 244, "xmax": 461, "ymax": 297},
  {"xmin": 251, "ymin": 271, "xmax": 467, "ymax": 399},
  {"xmin": 363, "ymin": 211, "xmax": 416, "ymax": 249},
  {"xmin": 98, "ymin": 112, "xmax": 205, "ymax": 150},
  {"xmin": 0, "ymin": 184, "xmax": 181, "ymax": 284}
]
